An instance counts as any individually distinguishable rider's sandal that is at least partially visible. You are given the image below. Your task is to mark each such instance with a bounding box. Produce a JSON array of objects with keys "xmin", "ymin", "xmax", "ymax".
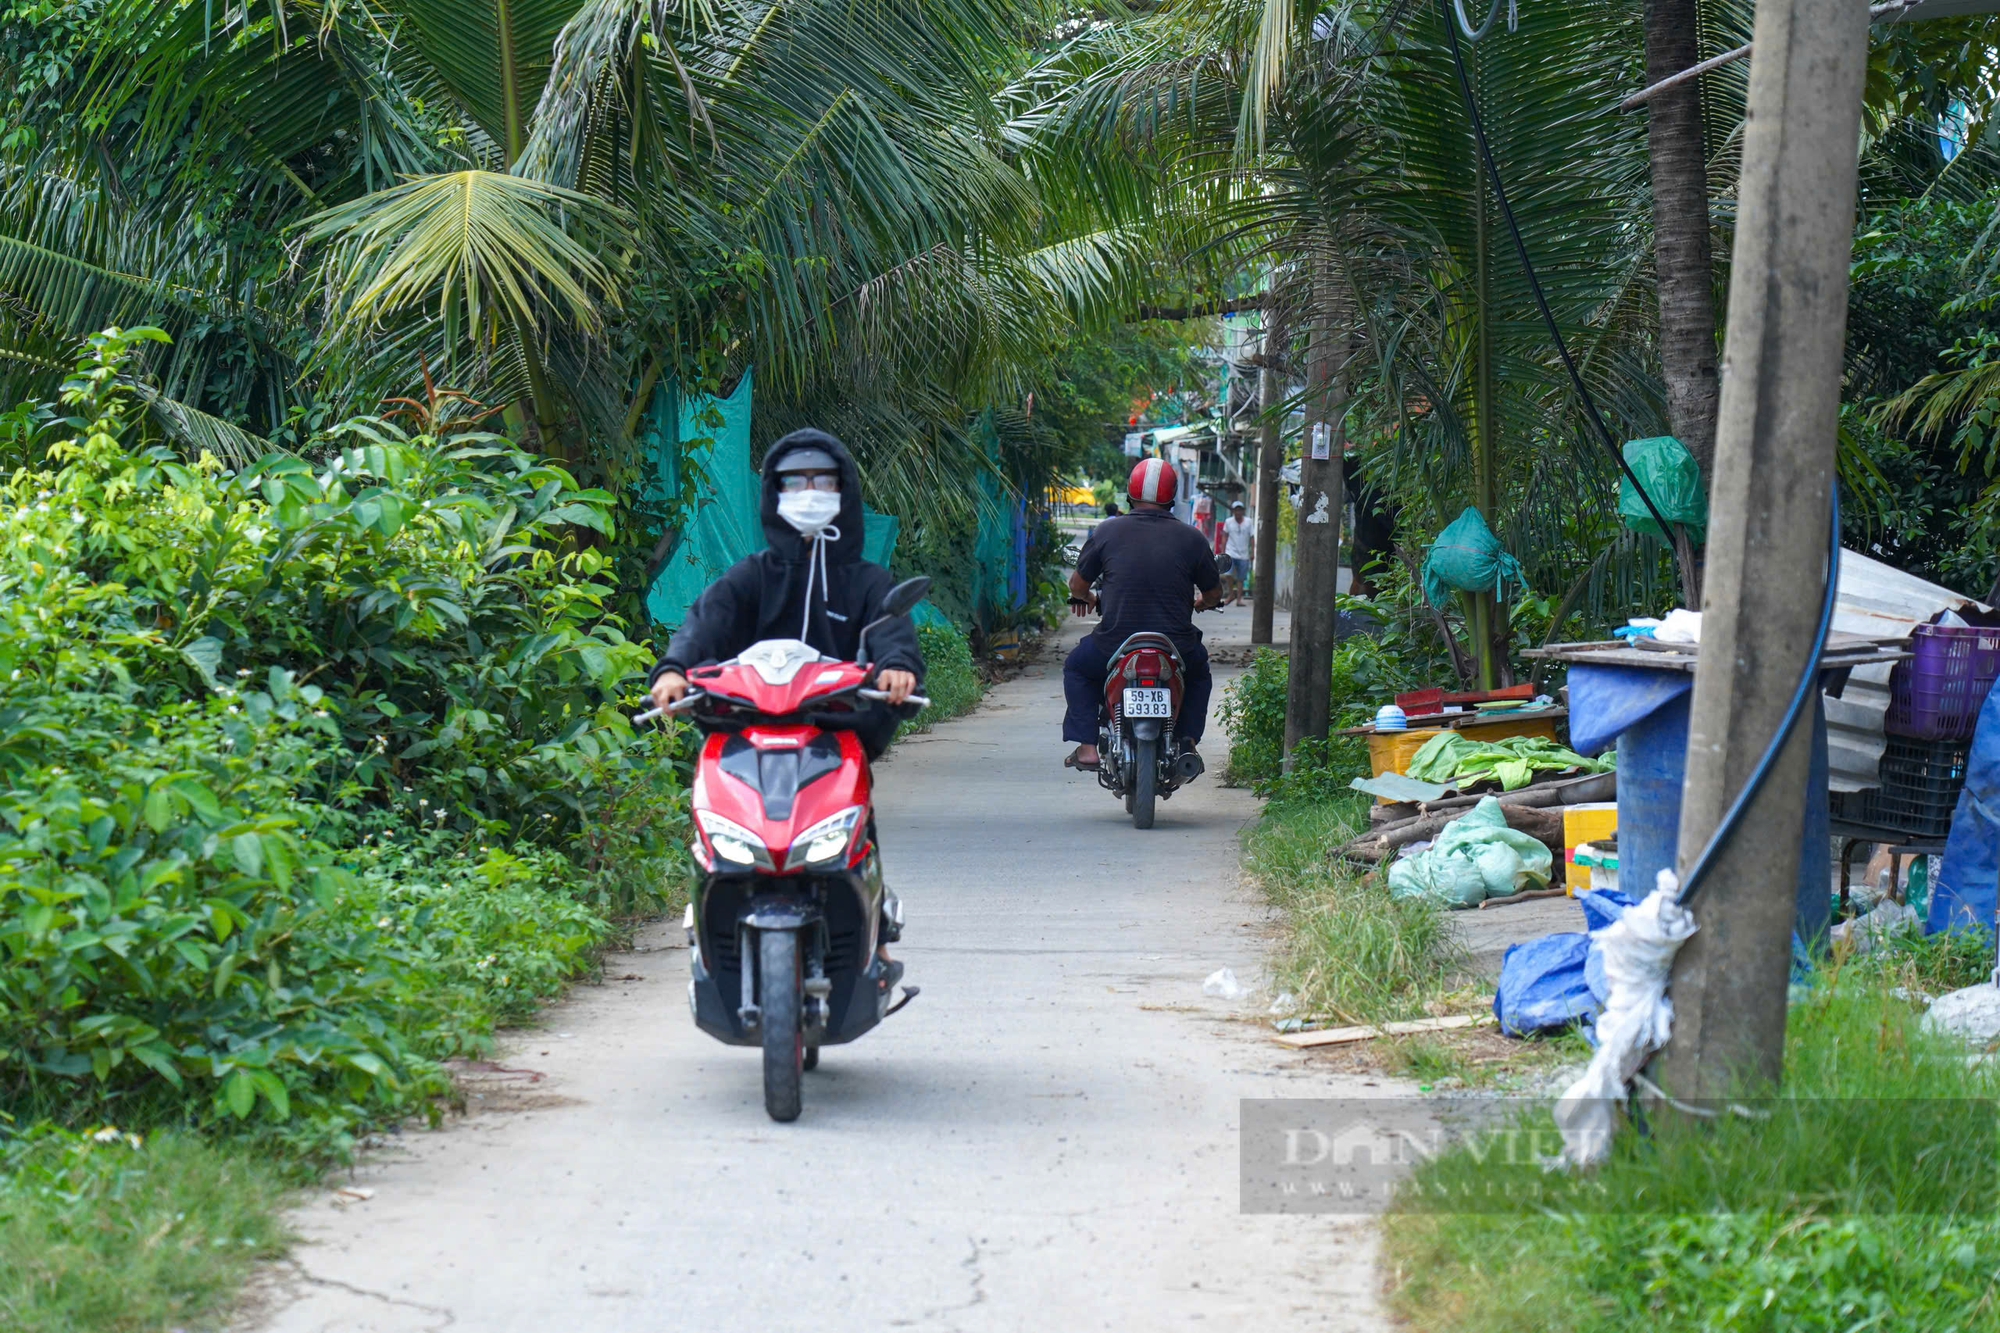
[
  {"xmin": 878, "ymin": 957, "xmax": 906, "ymax": 992},
  {"xmin": 1064, "ymin": 746, "xmax": 1099, "ymax": 771}
]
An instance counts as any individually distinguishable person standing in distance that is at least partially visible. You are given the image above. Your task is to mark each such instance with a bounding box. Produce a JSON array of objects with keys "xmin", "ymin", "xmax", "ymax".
[{"xmin": 1220, "ymin": 500, "xmax": 1254, "ymax": 606}]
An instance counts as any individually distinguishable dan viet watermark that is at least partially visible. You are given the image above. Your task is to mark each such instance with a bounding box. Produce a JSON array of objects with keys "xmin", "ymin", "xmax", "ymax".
[{"xmin": 1239, "ymin": 1097, "xmax": 1996, "ymax": 1215}]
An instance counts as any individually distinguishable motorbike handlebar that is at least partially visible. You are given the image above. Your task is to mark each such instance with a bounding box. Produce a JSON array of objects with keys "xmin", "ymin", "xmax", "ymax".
[
  {"xmin": 858, "ymin": 688, "xmax": 931, "ymax": 707},
  {"xmin": 631, "ymin": 690, "xmax": 709, "ymax": 725},
  {"xmin": 635, "ymin": 684, "xmax": 923, "ymax": 724}
]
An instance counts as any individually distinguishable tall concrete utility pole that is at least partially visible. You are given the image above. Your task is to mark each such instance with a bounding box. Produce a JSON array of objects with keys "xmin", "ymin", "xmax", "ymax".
[
  {"xmin": 1655, "ymin": 0, "xmax": 1870, "ymax": 1099},
  {"xmin": 1284, "ymin": 283, "xmax": 1351, "ymax": 758},
  {"xmin": 1251, "ymin": 345, "xmax": 1284, "ymax": 647}
]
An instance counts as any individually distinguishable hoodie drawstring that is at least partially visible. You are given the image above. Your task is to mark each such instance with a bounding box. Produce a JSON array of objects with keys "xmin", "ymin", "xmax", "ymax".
[{"xmin": 800, "ymin": 523, "xmax": 842, "ymax": 640}]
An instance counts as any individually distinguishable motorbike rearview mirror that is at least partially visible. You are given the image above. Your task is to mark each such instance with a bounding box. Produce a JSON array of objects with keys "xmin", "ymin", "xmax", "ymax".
[
  {"xmin": 857, "ymin": 576, "xmax": 931, "ymax": 665},
  {"xmin": 879, "ymin": 577, "xmax": 931, "ymax": 619}
]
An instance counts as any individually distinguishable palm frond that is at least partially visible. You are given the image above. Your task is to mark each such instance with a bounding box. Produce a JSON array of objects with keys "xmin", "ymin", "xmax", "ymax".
[{"xmin": 301, "ymin": 171, "xmax": 631, "ymax": 344}]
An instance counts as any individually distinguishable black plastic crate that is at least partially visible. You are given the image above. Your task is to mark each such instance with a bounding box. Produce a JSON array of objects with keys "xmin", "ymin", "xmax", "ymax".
[{"xmin": 1854, "ymin": 736, "xmax": 1972, "ymax": 840}]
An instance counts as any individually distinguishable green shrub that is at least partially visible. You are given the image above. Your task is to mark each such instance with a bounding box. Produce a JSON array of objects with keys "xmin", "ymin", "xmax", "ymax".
[
  {"xmin": 1218, "ymin": 635, "xmax": 1416, "ymax": 796},
  {"xmin": 908, "ymin": 621, "xmax": 982, "ymax": 731},
  {"xmin": 1219, "ymin": 647, "xmax": 1290, "ymax": 786},
  {"xmin": 332, "ymin": 822, "xmax": 616, "ymax": 1034},
  {"xmin": 0, "ymin": 672, "xmax": 449, "ymax": 1139},
  {"xmin": 11, "ymin": 329, "xmax": 677, "ymax": 859},
  {"xmin": 0, "ymin": 330, "xmax": 684, "ymax": 1148}
]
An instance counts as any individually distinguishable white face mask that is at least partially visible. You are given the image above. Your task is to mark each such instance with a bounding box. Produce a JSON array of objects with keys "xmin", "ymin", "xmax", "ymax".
[{"xmin": 777, "ymin": 488, "xmax": 842, "ymax": 536}]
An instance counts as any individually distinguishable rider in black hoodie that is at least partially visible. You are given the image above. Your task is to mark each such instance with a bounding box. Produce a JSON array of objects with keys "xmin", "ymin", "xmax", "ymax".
[{"xmin": 646, "ymin": 429, "xmax": 925, "ymax": 759}]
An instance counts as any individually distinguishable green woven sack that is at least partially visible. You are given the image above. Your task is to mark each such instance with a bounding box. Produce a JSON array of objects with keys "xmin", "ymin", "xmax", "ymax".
[
  {"xmin": 1618, "ymin": 435, "xmax": 1707, "ymax": 544},
  {"xmin": 1422, "ymin": 507, "xmax": 1524, "ymax": 608}
]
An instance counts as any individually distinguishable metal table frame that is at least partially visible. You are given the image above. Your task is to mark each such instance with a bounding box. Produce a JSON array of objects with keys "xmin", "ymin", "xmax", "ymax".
[{"xmin": 1830, "ymin": 818, "xmax": 1946, "ymax": 917}]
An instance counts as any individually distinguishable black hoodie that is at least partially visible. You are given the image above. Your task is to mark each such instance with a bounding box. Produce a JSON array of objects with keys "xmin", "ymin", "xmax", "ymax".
[{"xmin": 651, "ymin": 429, "xmax": 925, "ymax": 695}]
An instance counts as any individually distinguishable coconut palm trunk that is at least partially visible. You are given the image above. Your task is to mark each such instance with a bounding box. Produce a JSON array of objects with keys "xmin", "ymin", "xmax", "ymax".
[
  {"xmin": 1643, "ymin": 0, "xmax": 1721, "ymax": 533},
  {"xmin": 1470, "ymin": 58, "xmax": 1505, "ymax": 690}
]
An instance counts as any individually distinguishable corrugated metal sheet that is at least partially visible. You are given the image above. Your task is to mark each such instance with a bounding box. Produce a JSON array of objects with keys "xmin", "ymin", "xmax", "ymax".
[{"xmin": 1826, "ymin": 549, "xmax": 1987, "ymax": 792}]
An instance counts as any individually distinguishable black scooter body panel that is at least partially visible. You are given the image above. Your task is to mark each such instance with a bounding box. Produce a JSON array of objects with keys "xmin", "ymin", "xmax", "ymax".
[{"xmin": 689, "ymin": 864, "xmax": 889, "ymax": 1047}]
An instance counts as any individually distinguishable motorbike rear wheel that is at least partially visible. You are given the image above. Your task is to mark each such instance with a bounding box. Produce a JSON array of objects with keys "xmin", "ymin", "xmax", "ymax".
[
  {"xmin": 1131, "ymin": 735, "xmax": 1158, "ymax": 829},
  {"xmin": 759, "ymin": 929, "xmax": 804, "ymax": 1122}
]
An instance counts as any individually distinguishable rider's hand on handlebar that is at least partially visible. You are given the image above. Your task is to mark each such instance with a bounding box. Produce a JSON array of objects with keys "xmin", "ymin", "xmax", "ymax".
[
  {"xmin": 877, "ymin": 669, "xmax": 918, "ymax": 705},
  {"xmin": 650, "ymin": 671, "xmax": 689, "ymax": 712},
  {"xmin": 1069, "ymin": 594, "xmax": 1097, "ymax": 618}
]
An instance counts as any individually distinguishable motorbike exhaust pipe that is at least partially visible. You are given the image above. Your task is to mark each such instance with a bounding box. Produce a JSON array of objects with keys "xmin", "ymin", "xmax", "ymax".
[{"xmin": 1173, "ymin": 749, "xmax": 1206, "ymax": 782}]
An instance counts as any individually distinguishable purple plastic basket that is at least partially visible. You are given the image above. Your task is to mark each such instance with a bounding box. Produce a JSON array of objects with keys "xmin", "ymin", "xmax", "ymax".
[{"xmin": 1884, "ymin": 624, "xmax": 2000, "ymax": 742}]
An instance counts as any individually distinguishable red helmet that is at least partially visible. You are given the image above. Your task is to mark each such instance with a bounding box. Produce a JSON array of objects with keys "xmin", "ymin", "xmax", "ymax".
[{"xmin": 1128, "ymin": 457, "xmax": 1177, "ymax": 505}]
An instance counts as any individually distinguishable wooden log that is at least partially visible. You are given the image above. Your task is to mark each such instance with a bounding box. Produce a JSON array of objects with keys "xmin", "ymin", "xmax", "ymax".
[
  {"xmin": 1478, "ymin": 887, "xmax": 1569, "ymax": 909},
  {"xmin": 1273, "ymin": 1014, "xmax": 1492, "ymax": 1049},
  {"xmin": 1500, "ymin": 803, "xmax": 1565, "ymax": 849},
  {"xmin": 1339, "ymin": 790, "xmax": 1571, "ymax": 864}
]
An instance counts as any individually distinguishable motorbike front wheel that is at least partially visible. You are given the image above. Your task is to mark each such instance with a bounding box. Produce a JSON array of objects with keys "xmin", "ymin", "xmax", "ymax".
[
  {"xmin": 759, "ymin": 929, "xmax": 804, "ymax": 1122},
  {"xmin": 1131, "ymin": 735, "xmax": 1158, "ymax": 829}
]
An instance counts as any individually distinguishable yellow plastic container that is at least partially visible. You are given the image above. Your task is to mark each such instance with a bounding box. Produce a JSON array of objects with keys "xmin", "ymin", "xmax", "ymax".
[
  {"xmin": 1365, "ymin": 715, "xmax": 1562, "ymax": 779},
  {"xmin": 1366, "ymin": 728, "xmax": 1446, "ymax": 779},
  {"xmin": 1563, "ymin": 803, "xmax": 1619, "ymax": 892}
]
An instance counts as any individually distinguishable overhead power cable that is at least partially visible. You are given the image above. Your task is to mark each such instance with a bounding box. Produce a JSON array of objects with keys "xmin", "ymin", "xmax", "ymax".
[{"xmin": 1438, "ymin": 5, "xmax": 1838, "ymax": 906}]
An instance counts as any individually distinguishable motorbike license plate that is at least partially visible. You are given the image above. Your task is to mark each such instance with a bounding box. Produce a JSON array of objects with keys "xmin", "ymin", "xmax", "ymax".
[{"xmin": 1123, "ymin": 687, "xmax": 1172, "ymax": 718}]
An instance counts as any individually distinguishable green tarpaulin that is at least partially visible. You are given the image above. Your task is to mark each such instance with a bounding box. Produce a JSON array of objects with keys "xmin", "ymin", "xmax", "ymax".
[
  {"xmin": 1618, "ymin": 435, "xmax": 1707, "ymax": 544},
  {"xmin": 641, "ymin": 373, "xmax": 902, "ymax": 631},
  {"xmin": 1422, "ymin": 507, "xmax": 1524, "ymax": 609}
]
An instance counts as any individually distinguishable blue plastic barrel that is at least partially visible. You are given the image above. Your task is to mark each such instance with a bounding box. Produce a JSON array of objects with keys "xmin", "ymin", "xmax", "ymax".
[{"xmin": 1569, "ymin": 664, "xmax": 1830, "ymax": 948}]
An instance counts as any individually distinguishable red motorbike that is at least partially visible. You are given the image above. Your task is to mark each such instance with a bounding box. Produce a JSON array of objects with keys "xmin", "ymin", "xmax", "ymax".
[
  {"xmin": 635, "ymin": 579, "xmax": 930, "ymax": 1122},
  {"xmin": 1096, "ymin": 631, "xmax": 1204, "ymax": 829}
]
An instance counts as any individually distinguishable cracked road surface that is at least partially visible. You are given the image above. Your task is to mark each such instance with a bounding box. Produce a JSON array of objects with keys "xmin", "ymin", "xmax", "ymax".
[{"xmin": 245, "ymin": 607, "xmax": 1398, "ymax": 1332}]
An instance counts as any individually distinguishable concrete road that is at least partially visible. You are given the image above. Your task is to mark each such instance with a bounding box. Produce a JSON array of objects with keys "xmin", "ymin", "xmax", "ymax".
[{"xmin": 245, "ymin": 605, "xmax": 1403, "ymax": 1332}]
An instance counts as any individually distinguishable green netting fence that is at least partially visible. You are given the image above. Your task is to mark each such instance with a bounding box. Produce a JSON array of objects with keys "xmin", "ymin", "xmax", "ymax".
[{"xmin": 636, "ymin": 372, "xmax": 931, "ymax": 631}]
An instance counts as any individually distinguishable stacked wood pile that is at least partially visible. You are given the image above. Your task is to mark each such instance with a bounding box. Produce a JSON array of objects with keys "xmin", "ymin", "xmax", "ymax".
[{"xmin": 1338, "ymin": 771, "xmax": 1615, "ymax": 868}]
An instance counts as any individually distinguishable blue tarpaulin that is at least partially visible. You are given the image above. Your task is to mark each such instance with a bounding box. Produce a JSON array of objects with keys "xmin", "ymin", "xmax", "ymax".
[
  {"xmin": 1494, "ymin": 932, "xmax": 1596, "ymax": 1036},
  {"xmin": 1929, "ymin": 676, "xmax": 2000, "ymax": 934}
]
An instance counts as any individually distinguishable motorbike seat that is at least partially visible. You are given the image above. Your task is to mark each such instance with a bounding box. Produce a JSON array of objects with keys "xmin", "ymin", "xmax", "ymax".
[{"xmin": 1109, "ymin": 631, "xmax": 1184, "ymax": 670}]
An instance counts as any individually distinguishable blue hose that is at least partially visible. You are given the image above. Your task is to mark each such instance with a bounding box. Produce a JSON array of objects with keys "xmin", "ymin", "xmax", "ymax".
[{"xmin": 1674, "ymin": 484, "xmax": 1841, "ymax": 905}]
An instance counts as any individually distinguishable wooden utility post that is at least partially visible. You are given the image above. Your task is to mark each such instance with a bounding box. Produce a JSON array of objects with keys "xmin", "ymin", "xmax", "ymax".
[
  {"xmin": 1284, "ymin": 283, "xmax": 1351, "ymax": 758},
  {"xmin": 1655, "ymin": 0, "xmax": 1869, "ymax": 1098},
  {"xmin": 1251, "ymin": 355, "xmax": 1283, "ymax": 647}
]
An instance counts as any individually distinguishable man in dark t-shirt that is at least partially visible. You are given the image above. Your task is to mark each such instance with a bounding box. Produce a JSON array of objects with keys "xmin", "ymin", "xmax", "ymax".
[{"xmin": 1063, "ymin": 458, "xmax": 1225, "ymax": 770}]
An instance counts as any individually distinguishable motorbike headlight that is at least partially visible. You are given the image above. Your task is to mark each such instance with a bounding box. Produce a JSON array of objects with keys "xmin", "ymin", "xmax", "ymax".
[
  {"xmin": 789, "ymin": 806, "xmax": 864, "ymax": 868},
  {"xmin": 695, "ymin": 810, "xmax": 772, "ymax": 869}
]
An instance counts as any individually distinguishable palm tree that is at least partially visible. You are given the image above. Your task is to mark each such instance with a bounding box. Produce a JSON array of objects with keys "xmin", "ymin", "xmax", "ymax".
[
  {"xmin": 1039, "ymin": 0, "xmax": 1667, "ymax": 687},
  {"xmin": 1, "ymin": 0, "xmax": 1167, "ymax": 532}
]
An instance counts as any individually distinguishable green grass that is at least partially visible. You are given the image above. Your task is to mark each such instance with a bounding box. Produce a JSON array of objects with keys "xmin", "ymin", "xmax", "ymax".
[
  {"xmin": 1384, "ymin": 981, "xmax": 2000, "ymax": 1332},
  {"xmin": 1244, "ymin": 794, "xmax": 1466, "ymax": 1024},
  {"xmin": 905, "ymin": 622, "xmax": 984, "ymax": 733},
  {"xmin": 0, "ymin": 1128, "xmax": 292, "ymax": 1333},
  {"xmin": 1838, "ymin": 917, "xmax": 1997, "ymax": 997},
  {"xmin": 1379, "ymin": 1025, "xmax": 1595, "ymax": 1090}
]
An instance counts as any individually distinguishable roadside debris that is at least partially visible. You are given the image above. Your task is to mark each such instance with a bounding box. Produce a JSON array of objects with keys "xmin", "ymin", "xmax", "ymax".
[
  {"xmin": 1923, "ymin": 983, "xmax": 2000, "ymax": 1048},
  {"xmin": 331, "ymin": 1187, "xmax": 376, "ymax": 1206},
  {"xmin": 1829, "ymin": 898, "xmax": 1918, "ymax": 954},
  {"xmin": 1272, "ymin": 1014, "xmax": 1490, "ymax": 1049},
  {"xmin": 1202, "ymin": 967, "xmax": 1249, "ymax": 1000}
]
